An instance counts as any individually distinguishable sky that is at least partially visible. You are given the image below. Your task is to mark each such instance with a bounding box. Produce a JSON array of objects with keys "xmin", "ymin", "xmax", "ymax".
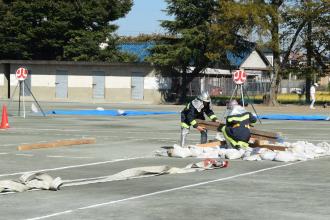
[{"xmin": 114, "ymin": 0, "xmax": 171, "ymax": 36}]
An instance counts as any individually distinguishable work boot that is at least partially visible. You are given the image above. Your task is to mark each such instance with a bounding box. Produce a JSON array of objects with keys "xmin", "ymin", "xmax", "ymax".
[{"xmin": 200, "ymin": 130, "xmax": 208, "ymax": 144}]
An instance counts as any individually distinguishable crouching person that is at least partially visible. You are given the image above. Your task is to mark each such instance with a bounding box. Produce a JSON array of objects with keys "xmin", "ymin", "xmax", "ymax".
[
  {"xmin": 180, "ymin": 92, "xmax": 219, "ymax": 147},
  {"xmin": 220, "ymin": 100, "xmax": 257, "ymax": 149}
]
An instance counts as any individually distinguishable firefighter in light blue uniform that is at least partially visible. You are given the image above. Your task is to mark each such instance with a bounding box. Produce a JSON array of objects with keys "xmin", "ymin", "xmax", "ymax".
[
  {"xmin": 180, "ymin": 92, "xmax": 218, "ymax": 147},
  {"xmin": 221, "ymin": 100, "xmax": 257, "ymax": 149}
]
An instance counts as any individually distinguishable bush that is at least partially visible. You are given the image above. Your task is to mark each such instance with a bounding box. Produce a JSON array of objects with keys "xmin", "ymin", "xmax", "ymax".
[
  {"xmin": 211, "ymin": 96, "xmax": 263, "ymax": 106},
  {"xmin": 210, "ymin": 92, "xmax": 330, "ymax": 105}
]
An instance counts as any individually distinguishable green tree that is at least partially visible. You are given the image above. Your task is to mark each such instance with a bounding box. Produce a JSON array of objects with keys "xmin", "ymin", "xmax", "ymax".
[
  {"xmin": 0, "ymin": 0, "xmax": 133, "ymax": 61},
  {"xmin": 283, "ymin": 0, "xmax": 330, "ymax": 102},
  {"xmin": 148, "ymin": 0, "xmax": 269, "ymax": 103},
  {"xmin": 220, "ymin": 0, "xmax": 329, "ymax": 105},
  {"xmin": 147, "ymin": 0, "xmax": 220, "ymax": 103},
  {"xmin": 218, "ymin": 0, "xmax": 284, "ymax": 106}
]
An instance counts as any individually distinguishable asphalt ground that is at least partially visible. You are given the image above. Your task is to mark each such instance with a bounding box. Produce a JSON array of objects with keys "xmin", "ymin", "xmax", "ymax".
[{"xmin": 0, "ymin": 101, "xmax": 330, "ymax": 220}]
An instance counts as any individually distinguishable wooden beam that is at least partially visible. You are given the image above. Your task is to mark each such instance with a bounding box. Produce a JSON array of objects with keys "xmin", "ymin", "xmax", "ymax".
[
  {"xmin": 196, "ymin": 141, "xmax": 226, "ymax": 148},
  {"xmin": 196, "ymin": 119, "xmax": 281, "ymax": 140},
  {"xmin": 17, "ymin": 138, "xmax": 96, "ymax": 151},
  {"xmin": 250, "ymin": 139, "xmax": 287, "ymax": 151},
  {"xmin": 195, "ymin": 140, "xmax": 287, "ymax": 151},
  {"xmin": 250, "ymin": 143, "xmax": 287, "ymax": 151}
]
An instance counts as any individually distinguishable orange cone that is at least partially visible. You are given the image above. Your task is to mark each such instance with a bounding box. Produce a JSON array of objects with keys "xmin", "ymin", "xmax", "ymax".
[{"xmin": 0, "ymin": 105, "xmax": 10, "ymax": 129}]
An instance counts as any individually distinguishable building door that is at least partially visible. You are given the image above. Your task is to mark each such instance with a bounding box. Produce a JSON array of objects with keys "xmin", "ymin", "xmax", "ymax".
[
  {"xmin": 131, "ymin": 72, "xmax": 144, "ymax": 100},
  {"xmin": 92, "ymin": 71, "xmax": 105, "ymax": 99},
  {"xmin": 55, "ymin": 70, "xmax": 68, "ymax": 98}
]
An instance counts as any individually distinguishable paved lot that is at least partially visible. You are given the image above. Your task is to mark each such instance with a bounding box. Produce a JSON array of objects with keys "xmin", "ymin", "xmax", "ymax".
[{"xmin": 0, "ymin": 101, "xmax": 330, "ymax": 220}]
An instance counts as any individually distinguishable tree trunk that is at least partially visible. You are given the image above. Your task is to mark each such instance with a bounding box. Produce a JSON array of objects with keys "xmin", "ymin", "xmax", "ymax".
[
  {"xmin": 267, "ymin": 2, "xmax": 281, "ymax": 106},
  {"xmin": 305, "ymin": 17, "xmax": 313, "ymax": 103},
  {"xmin": 179, "ymin": 71, "xmax": 188, "ymax": 103},
  {"xmin": 305, "ymin": 74, "xmax": 312, "ymax": 103},
  {"xmin": 179, "ymin": 64, "xmax": 208, "ymax": 103},
  {"xmin": 268, "ymin": 63, "xmax": 281, "ymax": 106}
]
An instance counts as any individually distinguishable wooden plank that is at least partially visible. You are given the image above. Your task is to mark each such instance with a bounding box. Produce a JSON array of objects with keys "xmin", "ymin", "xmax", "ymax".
[
  {"xmin": 250, "ymin": 139, "xmax": 287, "ymax": 151},
  {"xmin": 17, "ymin": 138, "xmax": 96, "ymax": 151},
  {"xmin": 250, "ymin": 144, "xmax": 288, "ymax": 151},
  {"xmin": 195, "ymin": 140, "xmax": 287, "ymax": 151},
  {"xmin": 196, "ymin": 120, "xmax": 223, "ymax": 131},
  {"xmin": 250, "ymin": 134, "xmax": 277, "ymax": 142},
  {"xmin": 196, "ymin": 141, "xmax": 226, "ymax": 148},
  {"xmin": 196, "ymin": 119, "xmax": 280, "ymax": 140}
]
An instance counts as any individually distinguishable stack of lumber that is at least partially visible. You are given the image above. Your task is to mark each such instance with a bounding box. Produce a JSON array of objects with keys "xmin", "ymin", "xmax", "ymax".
[{"xmin": 195, "ymin": 119, "xmax": 287, "ymax": 151}]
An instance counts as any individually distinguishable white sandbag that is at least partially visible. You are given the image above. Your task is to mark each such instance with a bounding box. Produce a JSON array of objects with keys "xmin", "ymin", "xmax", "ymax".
[
  {"xmin": 225, "ymin": 149, "xmax": 244, "ymax": 160},
  {"xmin": 317, "ymin": 142, "xmax": 330, "ymax": 148},
  {"xmin": 171, "ymin": 144, "xmax": 192, "ymax": 158},
  {"xmin": 304, "ymin": 147, "xmax": 316, "ymax": 159},
  {"xmin": 243, "ymin": 150, "xmax": 251, "ymax": 158},
  {"xmin": 96, "ymin": 107, "xmax": 104, "ymax": 111},
  {"xmin": 187, "ymin": 146, "xmax": 203, "ymax": 157},
  {"xmin": 154, "ymin": 149, "xmax": 170, "ymax": 157},
  {"xmin": 313, "ymin": 146, "xmax": 326, "ymax": 155},
  {"xmin": 291, "ymin": 144, "xmax": 305, "ymax": 154},
  {"xmin": 274, "ymin": 151, "xmax": 297, "ymax": 162},
  {"xmin": 0, "ymin": 180, "xmax": 28, "ymax": 192},
  {"xmin": 251, "ymin": 147, "xmax": 267, "ymax": 155},
  {"xmin": 197, "ymin": 151, "xmax": 220, "ymax": 159},
  {"xmin": 243, "ymin": 154, "xmax": 262, "ymax": 161},
  {"xmin": 217, "ymin": 148, "xmax": 227, "ymax": 159},
  {"xmin": 282, "ymin": 142, "xmax": 293, "ymax": 148},
  {"xmin": 292, "ymin": 152, "xmax": 309, "ymax": 161},
  {"xmin": 260, "ymin": 151, "xmax": 277, "ymax": 161},
  {"xmin": 317, "ymin": 142, "xmax": 330, "ymax": 155}
]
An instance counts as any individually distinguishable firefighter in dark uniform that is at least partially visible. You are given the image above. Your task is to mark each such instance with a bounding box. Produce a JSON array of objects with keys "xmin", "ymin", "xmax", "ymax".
[
  {"xmin": 180, "ymin": 92, "xmax": 219, "ymax": 147},
  {"xmin": 220, "ymin": 100, "xmax": 257, "ymax": 149}
]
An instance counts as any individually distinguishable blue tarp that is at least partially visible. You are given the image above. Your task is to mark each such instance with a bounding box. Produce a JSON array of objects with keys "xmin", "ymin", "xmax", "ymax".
[
  {"xmin": 47, "ymin": 109, "xmax": 178, "ymax": 116},
  {"xmin": 259, "ymin": 114, "xmax": 330, "ymax": 121}
]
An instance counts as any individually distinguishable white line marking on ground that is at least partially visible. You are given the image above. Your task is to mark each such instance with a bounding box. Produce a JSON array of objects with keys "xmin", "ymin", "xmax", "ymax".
[
  {"xmin": 26, "ymin": 210, "xmax": 73, "ymax": 220},
  {"xmin": 0, "ymin": 144, "xmax": 15, "ymax": 147},
  {"xmin": 46, "ymin": 155, "xmax": 93, "ymax": 159},
  {"xmin": 15, "ymin": 154, "xmax": 34, "ymax": 157},
  {"xmin": 0, "ymin": 153, "xmax": 9, "ymax": 155},
  {"xmin": 12, "ymin": 127, "xmax": 182, "ymax": 135},
  {"xmin": 0, "ymin": 156, "xmax": 149, "ymax": 178},
  {"xmin": 12, "ymin": 128, "xmax": 81, "ymax": 132},
  {"xmin": 24, "ymin": 161, "xmax": 303, "ymax": 220}
]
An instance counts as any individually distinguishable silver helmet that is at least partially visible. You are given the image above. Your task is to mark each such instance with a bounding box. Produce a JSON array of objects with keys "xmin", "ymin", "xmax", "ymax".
[
  {"xmin": 198, "ymin": 91, "xmax": 211, "ymax": 102},
  {"xmin": 227, "ymin": 99, "xmax": 239, "ymax": 110}
]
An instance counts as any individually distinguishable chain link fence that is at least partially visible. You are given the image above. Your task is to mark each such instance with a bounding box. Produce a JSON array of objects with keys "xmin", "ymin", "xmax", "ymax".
[{"xmin": 160, "ymin": 76, "xmax": 307, "ymax": 102}]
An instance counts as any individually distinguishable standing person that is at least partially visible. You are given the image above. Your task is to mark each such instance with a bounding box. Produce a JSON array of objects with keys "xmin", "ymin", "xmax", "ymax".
[
  {"xmin": 180, "ymin": 91, "xmax": 219, "ymax": 147},
  {"xmin": 310, "ymin": 83, "xmax": 318, "ymax": 109},
  {"xmin": 220, "ymin": 100, "xmax": 257, "ymax": 149}
]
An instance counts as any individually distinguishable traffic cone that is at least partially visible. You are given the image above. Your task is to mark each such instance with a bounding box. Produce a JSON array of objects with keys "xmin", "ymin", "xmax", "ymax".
[{"xmin": 0, "ymin": 104, "xmax": 10, "ymax": 129}]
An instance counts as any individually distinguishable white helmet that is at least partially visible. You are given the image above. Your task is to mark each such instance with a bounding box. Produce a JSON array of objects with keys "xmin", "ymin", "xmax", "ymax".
[
  {"xmin": 227, "ymin": 99, "xmax": 239, "ymax": 110},
  {"xmin": 198, "ymin": 91, "xmax": 211, "ymax": 102}
]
